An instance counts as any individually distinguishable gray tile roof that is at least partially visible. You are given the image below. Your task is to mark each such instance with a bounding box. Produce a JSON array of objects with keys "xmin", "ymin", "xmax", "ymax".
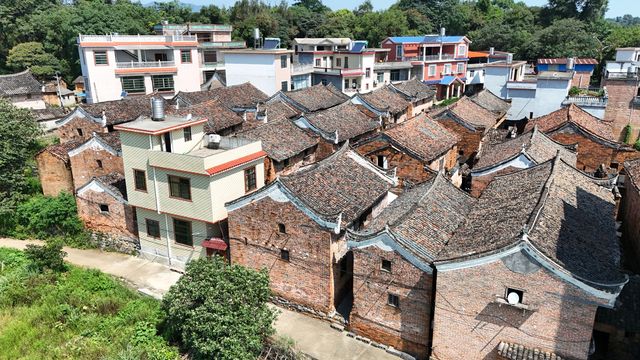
[
  {"xmin": 359, "ymin": 85, "xmax": 411, "ymax": 114},
  {"xmin": 430, "ymin": 96, "xmax": 501, "ymax": 130},
  {"xmin": 95, "ymin": 172, "xmax": 127, "ymax": 200},
  {"xmin": 237, "ymin": 118, "xmax": 318, "ymax": 162},
  {"xmin": 282, "ymin": 83, "xmax": 350, "ymax": 112},
  {"xmin": 169, "ymin": 98, "xmax": 243, "ymax": 134},
  {"xmin": 303, "ymin": 101, "xmax": 380, "ymax": 142},
  {"xmin": 596, "ymin": 275, "xmax": 640, "ymax": 333},
  {"xmin": 174, "ymin": 82, "xmax": 268, "ymax": 109},
  {"xmin": 0, "ymin": 69, "xmax": 42, "ymax": 97},
  {"xmin": 440, "ymin": 157, "xmax": 626, "ymax": 287},
  {"xmin": 82, "ymin": 93, "xmax": 165, "ymax": 125},
  {"xmin": 469, "ymin": 89, "xmax": 511, "ymax": 115},
  {"xmin": 497, "ymin": 341, "xmax": 563, "ymax": 360},
  {"xmin": 393, "ymin": 79, "xmax": 436, "ymax": 102}
]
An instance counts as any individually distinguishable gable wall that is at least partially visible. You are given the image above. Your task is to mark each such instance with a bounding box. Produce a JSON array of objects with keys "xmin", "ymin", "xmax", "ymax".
[
  {"xmin": 69, "ymin": 148, "xmax": 124, "ymax": 190},
  {"xmin": 35, "ymin": 151, "xmax": 74, "ymax": 196},
  {"xmin": 76, "ymin": 188, "xmax": 136, "ymax": 240},
  {"xmin": 57, "ymin": 117, "xmax": 105, "ymax": 143}
]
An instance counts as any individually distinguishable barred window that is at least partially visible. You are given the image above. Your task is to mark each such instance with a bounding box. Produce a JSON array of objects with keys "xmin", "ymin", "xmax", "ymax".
[
  {"xmin": 121, "ymin": 76, "xmax": 145, "ymax": 94},
  {"xmin": 244, "ymin": 166, "xmax": 257, "ymax": 193},
  {"xmin": 152, "ymin": 75, "xmax": 174, "ymax": 92},
  {"xmin": 180, "ymin": 50, "xmax": 192, "ymax": 63},
  {"xmin": 94, "ymin": 51, "xmax": 108, "ymax": 65},
  {"xmin": 173, "ymin": 218, "xmax": 193, "ymax": 246}
]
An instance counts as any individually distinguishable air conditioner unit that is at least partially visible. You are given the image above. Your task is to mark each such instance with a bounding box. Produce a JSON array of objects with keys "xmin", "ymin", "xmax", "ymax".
[{"xmin": 207, "ymin": 134, "xmax": 221, "ymax": 149}]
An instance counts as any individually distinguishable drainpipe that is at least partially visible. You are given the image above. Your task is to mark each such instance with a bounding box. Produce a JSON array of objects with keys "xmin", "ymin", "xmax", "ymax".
[{"xmin": 164, "ymin": 213, "xmax": 173, "ymax": 266}]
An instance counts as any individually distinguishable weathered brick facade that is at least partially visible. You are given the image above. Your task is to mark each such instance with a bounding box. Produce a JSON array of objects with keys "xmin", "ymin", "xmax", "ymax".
[
  {"xmin": 69, "ymin": 147, "xmax": 124, "ymax": 190},
  {"xmin": 621, "ymin": 160, "xmax": 640, "ymax": 273},
  {"xmin": 432, "ymin": 259, "xmax": 602, "ymax": 360},
  {"xmin": 350, "ymin": 246, "xmax": 433, "ymax": 359},
  {"xmin": 35, "ymin": 150, "xmax": 74, "ymax": 196},
  {"xmin": 264, "ymin": 149, "xmax": 318, "ymax": 183},
  {"xmin": 437, "ymin": 120, "xmax": 483, "ymax": 162},
  {"xmin": 76, "ymin": 187, "xmax": 136, "ymax": 240},
  {"xmin": 57, "ymin": 116, "xmax": 106, "ymax": 143},
  {"xmin": 604, "ymin": 79, "xmax": 640, "ymax": 140},
  {"xmin": 228, "ymin": 197, "xmax": 337, "ymax": 313}
]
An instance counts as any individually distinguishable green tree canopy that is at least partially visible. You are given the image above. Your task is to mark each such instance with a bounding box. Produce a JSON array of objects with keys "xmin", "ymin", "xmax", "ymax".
[{"xmin": 6, "ymin": 42, "xmax": 63, "ymax": 78}]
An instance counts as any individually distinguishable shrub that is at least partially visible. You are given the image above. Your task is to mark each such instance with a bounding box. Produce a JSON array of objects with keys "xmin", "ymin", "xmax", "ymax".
[
  {"xmin": 568, "ymin": 86, "xmax": 581, "ymax": 96},
  {"xmin": 635, "ymin": 138, "xmax": 640, "ymax": 151},
  {"xmin": 162, "ymin": 256, "xmax": 276, "ymax": 360},
  {"xmin": 14, "ymin": 192, "xmax": 86, "ymax": 241},
  {"xmin": 624, "ymin": 124, "xmax": 633, "ymax": 144},
  {"xmin": 438, "ymin": 96, "xmax": 459, "ymax": 107},
  {"xmin": 24, "ymin": 240, "xmax": 67, "ymax": 273}
]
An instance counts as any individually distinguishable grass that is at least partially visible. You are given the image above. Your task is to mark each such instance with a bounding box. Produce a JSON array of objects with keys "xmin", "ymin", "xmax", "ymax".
[{"xmin": 0, "ymin": 247, "xmax": 178, "ymax": 360}]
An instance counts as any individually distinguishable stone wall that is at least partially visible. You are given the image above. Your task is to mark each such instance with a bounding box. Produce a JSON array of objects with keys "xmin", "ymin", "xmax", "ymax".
[
  {"xmin": 35, "ymin": 151, "xmax": 74, "ymax": 196},
  {"xmin": 432, "ymin": 257, "xmax": 602, "ymax": 360},
  {"xmin": 350, "ymin": 246, "xmax": 433, "ymax": 359},
  {"xmin": 57, "ymin": 117, "xmax": 105, "ymax": 144},
  {"xmin": 228, "ymin": 197, "xmax": 336, "ymax": 313},
  {"xmin": 69, "ymin": 148, "xmax": 124, "ymax": 189}
]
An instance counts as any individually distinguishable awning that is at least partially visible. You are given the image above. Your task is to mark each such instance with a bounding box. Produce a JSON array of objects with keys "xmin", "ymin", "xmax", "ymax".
[
  {"xmin": 439, "ymin": 76, "xmax": 464, "ymax": 86},
  {"xmin": 202, "ymin": 238, "xmax": 228, "ymax": 251}
]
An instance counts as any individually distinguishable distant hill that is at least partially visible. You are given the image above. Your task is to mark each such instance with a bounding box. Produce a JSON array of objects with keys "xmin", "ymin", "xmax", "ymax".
[{"xmin": 140, "ymin": 1, "xmax": 202, "ymax": 12}]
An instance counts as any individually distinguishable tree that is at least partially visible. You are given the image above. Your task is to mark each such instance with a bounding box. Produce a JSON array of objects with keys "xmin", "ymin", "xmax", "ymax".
[
  {"xmin": 0, "ymin": 99, "xmax": 41, "ymax": 235},
  {"xmin": 6, "ymin": 42, "xmax": 62, "ymax": 78},
  {"xmin": 14, "ymin": 192, "xmax": 85, "ymax": 239},
  {"xmin": 24, "ymin": 239, "xmax": 67, "ymax": 273},
  {"xmin": 162, "ymin": 257, "xmax": 276, "ymax": 360},
  {"xmin": 522, "ymin": 18, "xmax": 600, "ymax": 61}
]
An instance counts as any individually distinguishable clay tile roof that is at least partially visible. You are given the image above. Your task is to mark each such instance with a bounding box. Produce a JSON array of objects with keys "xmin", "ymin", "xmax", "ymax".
[
  {"xmin": 365, "ymin": 175, "xmax": 475, "ymax": 258},
  {"xmin": 304, "ymin": 102, "xmax": 380, "ymax": 142},
  {"xmin": 469, "ymin": 89, "xmax": 511, "ymax": 115},
  {"xmin": 383, "ymin": 113, "xmax": 460, "ymax": 162},
  {"xmin": 168, "ymin": 98, "xmax": 243, "ymax": 133},
  {"xmin": 497, "ymin": 341, "xmax": 563, "ymax": 360},
  {"xmin": 537, "ymin": 58, "xmax": 598, "ymax": 65},
  {"xmin": 264, "ymin": 100, "xmax": 299, "ymax": 122},
  {"xmin": 359, "ymin": 85, "xmax": 411, "ymax": 114},
  {"xmin": 175, "ymin": 82, "xmax": 268, "ymax": 109},
  {"xmin": 624, "ymin": 158, "xmax": 640, "ymax": 191},
  {"xmin": 0, "ymin": 69, "xmax": 42, "ymax": 97},
  {"xmin": 281, "ymin": 144, "xmax": 394, "ymax": 227},
  {"xmin": 39, "ymin": 139, "xmax": 84, "ymax": 163},
  {"xmin": 525, "ymin": 104, "xmax": 615, "ymax": 141},
  {"xmin": 393, "ymin": 79, "xmax": 436, "ymax": 102},
  {"xmin": 473, "ymin": 127, "xmax": 576, "ymax": 171},
  {"xmin": 441, "ymin": 157, "xmax": 626, "ymax": 287},
  {"xmin": 31, "ymin": 107, "xmax": 69, "ymax": 122},
  {"xmin": 94, "ymin": 131, "xmax": 122, "ymax": 152},
  {"xmin": 284, "ymin": 83, "xmax": 350, "ymax": 112},
  {"xmin": 237, "ymin": 118, "xmax": 318, "ymax": 162},
  {"xmin": 95, "ymin": 172, "xmax": 127, "ymax": 200},
  {"xmin": 72, "ymin": 76, "xmax": 84, "ymax": 84},
  {"xmin": 447, "ymin": 96, "xmax": 501, "ymax": 129},
  {"xmin": 82, "ymin": 93, "xmax": 164, "ymax": 125}
]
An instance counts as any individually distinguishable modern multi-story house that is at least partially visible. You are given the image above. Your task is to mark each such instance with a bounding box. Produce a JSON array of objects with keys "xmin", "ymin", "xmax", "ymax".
[
  {"xmin": 381, "ymin": 29, "xmax": 470, "ymax": 99},
  {"xmin": 115, "ymin": 99, "xmax": 266, "ymax": 267},
  {"xmin": 78, "ymin": 23, "xmax": 245, "ymax": 104}
]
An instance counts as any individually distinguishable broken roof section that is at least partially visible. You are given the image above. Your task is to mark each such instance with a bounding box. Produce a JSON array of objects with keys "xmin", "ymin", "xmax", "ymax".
[{"xmin": 226, "ymin": 143, "xmax": 396, "ymax": 232}]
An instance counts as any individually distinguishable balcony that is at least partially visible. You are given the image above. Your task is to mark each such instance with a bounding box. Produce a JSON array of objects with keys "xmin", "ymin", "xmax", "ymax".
[
  {"xmin": 606, "ymin": 71, "xmax": 639, "ymax": 80},
  {"xmin": 562, "ymin": 95, "xmax": 608, "ymax": 108},
  {"xmin": 403, "ymin": 53, "xmax": 455, "ymax": 62},
  {"xmin": 292, "ymin": 63, "xmax": 314, "ymax": 75},
  {"xmin": 79, "ymin": 34, "xmax": 197, "ymax": 44},
  {"xmin": 116, "ymin": 60, "xmax": 176, "ymax": 69},
  {"xmin": 199, "ymin": 41, "xmax": 246, "ymax": 48},
  {"xmin": 201, "ymin": 62, "xmax": 225, "ymax": 69}
]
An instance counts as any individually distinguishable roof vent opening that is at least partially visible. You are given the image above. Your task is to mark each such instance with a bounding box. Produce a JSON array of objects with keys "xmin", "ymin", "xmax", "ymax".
[{"xmin": 151, "ymin": 98, "xmax": 165, "ymax": 121}]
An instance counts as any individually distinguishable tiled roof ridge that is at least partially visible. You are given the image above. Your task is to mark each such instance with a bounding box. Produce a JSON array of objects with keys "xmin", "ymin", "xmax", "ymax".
[
  {"xmin": 522, "ymin": 154, "xmax": 563, "ymax": 236},
  {"xmin": 0, "ymin": 68, "xmax": 34, "ymax": 78},
  {"xmin": 624, "ymin": 158, "xmax": 640, "ymax": 192}
]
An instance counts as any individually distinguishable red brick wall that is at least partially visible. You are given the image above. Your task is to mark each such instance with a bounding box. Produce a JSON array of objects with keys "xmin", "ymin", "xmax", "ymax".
[
  {"xmin": 350, "ymin": 246, "xmax": 433, "ymax": 359},
  {"xmin": 76, "ymin": 190, "xmax": 137, "ymax": 239},
  {"xmin": 57, "ymin": 117, "xmax": 105, "ymax": 144},
  {"xmin": 227, "ymin": 197, "xmax": 336, "ymax": 313},
  {"xmin": 437, "ymin": 120, "xmax": 482, "ymax": 163},
  {"xmin": 604, "ymin": 79, "xmax": 640, "ymax": 140},
  {"xmin": 432, "ymin": 259, "xmax": 601, "ymax": 360},
  {"xmin": 35, "ymin": 151, "xmax": 74, "ymax": 196},
  {"xmin": 69, "ymin": 149, "xmax": 124, "ymax": 190},
  {"xmin": 621, "ymin": 179, "xmax": 640, "ymax": 273}
]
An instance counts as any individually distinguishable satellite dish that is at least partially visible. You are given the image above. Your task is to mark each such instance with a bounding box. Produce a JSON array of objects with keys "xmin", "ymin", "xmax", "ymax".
[{"xmin": 507, "ymin": 291, "xmax": 520, "ymax": 305}]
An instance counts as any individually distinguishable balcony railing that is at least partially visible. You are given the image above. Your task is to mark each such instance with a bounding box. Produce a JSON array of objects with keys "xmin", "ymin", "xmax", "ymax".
[
  {"xmin": 403, "ymin": 53, "xmax": 455, "ymax": 62},
  {"xmin": 292, "ymin": 63, "xmax": 314, "ymax": 74},
  {"xmin": 79, "ymin": 34, "xmax": 197, "ymax": 43},
  {"xmin": 116, "ymin": 61, "xmax": 176, "ymax": 69},
  {"xmin": 201, "ymin": 62, "xmax": 225, "ymax": 68},
  {"xmin": 606, "ymin": 71, "xmax": 639, "ymax": 79},
  {"xmin": 562, "ymin": 95, "xmax": 608, "ymax": 107},
  {"xmin": 200, "ymin": 41, "xmax": 246, "ymax": 48}
]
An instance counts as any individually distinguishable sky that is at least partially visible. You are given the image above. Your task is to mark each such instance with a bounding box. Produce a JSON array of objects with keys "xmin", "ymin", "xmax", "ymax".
[{"xmin": 167, "ymin": 0, "xmax": 640, "ymax": 18}]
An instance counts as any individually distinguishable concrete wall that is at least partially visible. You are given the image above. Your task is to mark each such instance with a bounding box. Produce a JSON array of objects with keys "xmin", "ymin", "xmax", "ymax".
[{"xmin": 224, "ymin": 52, "xmax": 281, "ymax": 96}]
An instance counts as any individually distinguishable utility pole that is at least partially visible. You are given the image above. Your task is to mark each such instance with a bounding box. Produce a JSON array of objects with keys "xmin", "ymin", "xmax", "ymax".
[{"xmin": 55, "ymin": 71, "xmax": 64, "ymax": 108}]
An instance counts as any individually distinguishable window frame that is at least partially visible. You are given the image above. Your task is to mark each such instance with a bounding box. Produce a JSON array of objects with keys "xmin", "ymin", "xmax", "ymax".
[
  {"xmin": 183, "ymin": 126, "xmax": 192, "ymax": 142},
  {"xmin": 278, "ymin": 223, "xmax": 286, "ymax": 234},
  {"xmin": 344, "ymin": 57, "xmax": 349, "ymax": 68},
  {"xmin": 133, "ymin": 169, "xmax": 147, "ymax": 192},
  {"xmin": 458, "ymin": 44, "xmax": 466, "ymax": 57},
  {"xmin": 428, "ymin": 64, "xmax": 437, "ymax": 77},
  {"xmin": 281, "ymin": 81, "xmax": 288, "ymax": 92},
  {"xmin": 99, "ymin": 204, "xmax": 109, "ymax": 213},
  {"xmin": 167, "ymin": 175, "xmax": 192, "ymax": 201},
  {"xmin": 376, "ymin": 72, "xmax": 384, "ymax": 84},
  {"xmin": 152, "ymin": 75, "xmax": 175, "ymax": 92},
  {"xmin": 344, "ymin": 79, "xmax": 349, "ymax": 90},
  {"xmin": 76, "ymin": 128, "xmax": 84, "ymax": 137},
  {"xmin": 365, "ymin": 68, "xmax": 371, "ymax": 78},
  {"xmin": 336, "ymin": 58, "xmax": 342, "ymax": 67},
  {"xmin": 180, "ymin": 49, "xmax": 192, "ymax": 64},
  {"xmin": 457, "ymin": 62, "xmax": 464, "ymax": 74},
  {"xmin": 280, "ymin": 249, "xmax": 290, "ymax": 262},
  {"xmin": 387, "ymin": 293, "xmax": 400, "ymax": 308},
  {"xmin": 146, "ymin": 219, "xmax": 160, "ymax": 238},
  {"xmin": 96, "ymin": 159, "xmax": 103, "ymax": 169},
  {"xmin": 444, "ymin": 64, "xmax": 452, "ymax": 75},
  {"xmin": 244, "ymin": 166, "xmax": 257, "ymax": 193},
  {"xmin": 396, "ymin": 45, "xmax": 403, "ymax": 58},
  {"xmin": 315, "ymin": 58, "xmax": 321, "ymax": 67},
  {"xmin": 94, "ymin": 51, "xmax": 108, "ymax": 65},
  {"xmin": 280, "ymin": 55, "xmax": 287, "ymax": 68},
  {"xmin": 381, "ymin": 259, "xmax": 392, "ymax": 272},
  {"xmin": 173, "ymin": 218, "xmax": 193, "ymax": 247},
  {"xmin": 121, "ymin": 76, "xmax": 146, "ymax": 94}
]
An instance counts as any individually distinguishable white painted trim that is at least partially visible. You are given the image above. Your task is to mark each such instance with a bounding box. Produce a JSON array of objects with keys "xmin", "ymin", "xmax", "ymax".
[
  {"xmin": 76, "ymin": 178, "xmax": 127, "ymax": 204},
  {"xmin": 471, "ymin": 153, "xmax": 535, "ymax": 176},
  {"xmin": 68, "ymin": 135, "xmax": 121, "ymax": 157}
]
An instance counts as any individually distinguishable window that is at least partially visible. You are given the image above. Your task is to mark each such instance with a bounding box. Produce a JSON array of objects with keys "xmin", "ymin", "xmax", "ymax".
[
  {"xmin": 280, "ymin": 55, "xmax": 287, "ymax": 68},
  {"xmin": 244, "ymin": 166, "xmax": 257, "ymax": 193},
  {"xmin": 203, "ymin": 51, "xmax": 217, "ymax": 64},
  {"xmin": 281, "ymin": 81, "xmax": 288, "ymax": 92},
  {"xmin": 173, "ymin": 218, "xmax": 193, "ymax": 246},
  {"xmin": 344, "ymin": 57, "xmax": 349, "ymax": 68},
  {"xmin": 278, "ymin": 223, "xmax": 286, "ymax": 233},
  {"xmin": 183, "ymin": 126, "xmax": 192, "ymax": 142},
  {"xmin": 529, "ymin": 112, "xmax": 534, "ymax": 119},
  {"xmin": 344, "ymin": 79, "xmax": 349, "ymax": 89},
  {"xmin": 505, "ymin": 288, "xmax": 524, "ymax": 305},
  {"xmin": 94, "ymin": 51, "xmax": 108, "ymax": 65},
  {"xmin": 376, "ymin": 155, "xmax": 388, "ymax": 169},
  {"xmin": 390, "ymin": 69, "xmax": 407, "ymax": 82},
  {"xmin": 457, "ymin": 63, "xmax": 464, "ymax": 74},
  {"xmin": 387, "ymin": 293, "xmax": 399, "ymax": 308},
  {"xmin": 163, "ymin": 132, "xmax": 172, "ymax": 153},
  {"xmin": 76, "ymin": 128, "xmax": 84, "ymax": 137},
  {"xmin": 365, "ymin": 68, "xmax": 371, "ymax": 78},
  {"xmin": 336, "ymin": 58, "xmax": 342, "ymax": 67},
  {"xmin": 428, "ymin": 65, "xmax": 437, "ymax": 77},
  {"xmin": 315, "ymin": 58, "xmax": 321, "ymax": 67},
  {"xmin": 376, "ymin": 72, "xmax": 384, "ymax": 84},
  {"xmin": 168, "ymin": 175, "xmax": 191, "ymax": 200},
  {"xmin": 321, "ymin": 79, "xmax": 328, "ymax": 86},
  {"xmin": 444, "ymin": 64, "xmax": 452, "ymax": 75},
  {"xmin": 99, "ymin": 204, "xmax": 109, "ymax": 213},
  {"xmin": 146, "ymin": 219, "xmax": 160, "ymax": 238},
  {"xmin": 152, "ymin": 75, "xmax": 174, "ymax": 92},
  {"xmin": 121, "ymin": 76, "xmax": 146, "ymax": 94},
  {"xmin": 381, "ymin": 259, "xmax": 392, "ymax": 272},
  {"xmin": 134, "ymin": 169, "xmax": 147, "ymax": 191},
  {"xmin": 180, "ymin": 50, "xmax": 192, "ymax": 63},
  {"xmin": 280, "ymin": 249, "xmax": 290, "ymax": 261},
  {"xmin": 396, "ymin": 45, "xmax": 403, "ymax": 58},
  {"xmin": 96, "ymin": 160, "xmax": 103, "ymax": 168},
  {"xmin": 458, "ymin": 44, "xmax": 466, "ymax": 57}
]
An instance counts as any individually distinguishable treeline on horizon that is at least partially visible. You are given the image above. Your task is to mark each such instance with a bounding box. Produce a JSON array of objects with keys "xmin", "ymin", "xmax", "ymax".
[{"xmin": 1, "ymin": 0, "xmax": 639, "ymax": 82}]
